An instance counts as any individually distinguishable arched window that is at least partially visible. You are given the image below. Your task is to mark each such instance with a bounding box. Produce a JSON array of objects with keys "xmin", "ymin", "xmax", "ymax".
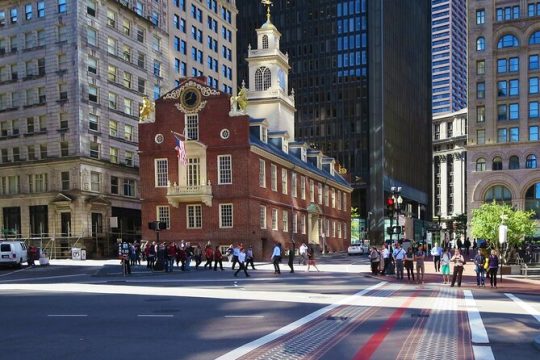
[
  {"xmin": 484, "ymin": 185, "xmax": 512, "ymax": 204},
  {"xmin": 526, "ymin": 154, "xmax": 537, "ymax": 168},
  {"xmin": 476, "ymin": 158, "xmax": 486, "ymax": 171},
  {"xmin": 262, "ymin": 35, "xmax": 269, "ymax": 49},
  {"xmin": 529, "ymin": 31, "xmax": 540, "ymax": 45},
  {"xmin": 509, "ymin": 155, "xmax": 520, "ymax": 169},
  {"xmin": 525, "ymin": 183, "xmax": 540, "ymax": 219},
  {"xmin": 255, "ymin": 66, "xmax": 271, "ymax": 91},
  {"xmin": 497, "ymin": 34, "xmax": 519, "ymax": 48},
  {"xmin": 476, "ymin": 37, "xmax": 485, "ymax": 51},
  {"xmin": 492, "ymin": 156, "xmax": 503, "ymax": 170}
]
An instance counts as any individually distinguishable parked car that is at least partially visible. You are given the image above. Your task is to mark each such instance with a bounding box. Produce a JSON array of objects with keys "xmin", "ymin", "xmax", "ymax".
[
  {"xmin": 0, "ymin": 241, "xmax": 28, "ymax": 268},
  {"xmin": 348, "ymin": 240, "xmax": 370, "ymax": 255}
]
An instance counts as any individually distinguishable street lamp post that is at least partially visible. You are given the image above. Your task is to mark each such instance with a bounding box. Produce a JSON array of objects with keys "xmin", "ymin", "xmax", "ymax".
[
  {"xmin": 386, "ymin": 187, "xmax": 403, "ymax": 247},
  {"xmin": 499, "ymin": 214, "xmax": 508, "ymax": 283}
]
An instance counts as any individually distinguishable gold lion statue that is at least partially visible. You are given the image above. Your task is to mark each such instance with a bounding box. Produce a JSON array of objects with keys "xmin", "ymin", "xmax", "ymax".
[{"xmin": 139, "ymin": 96, "xmax": 155, "ymax": 122}]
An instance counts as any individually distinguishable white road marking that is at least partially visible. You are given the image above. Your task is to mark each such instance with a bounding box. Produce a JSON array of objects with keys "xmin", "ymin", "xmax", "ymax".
[
  {"xmin": 472, "ymin": 345, "xmax": 496, "ymax": 360},
  {"xmin": 0, "ymin": 267, "xmax": 30, "ymax": 277},
  {"xmin": 224, "ymin": 315, "xmax": 265, "ymax": 318},
  {"xmin": 463, "ymin": 290, "xmax": 490, "ymax": 344},
  {"xmin": 214, "ymin": 281, "xmax": 387, "ymax": 360},
  {"xmin": 48, "ymin": 314, "xmax": 88, "ymax": 317},
  {"xmin": 0, "ymin": 274, "xmax": 86, "ymax": 283},
  {"xmin": 505, "ymin": 293, "xmax": 540, "ymax": 322},
  {"xmin": 137, "ymin": 314, "xmax": 174, "ymax": 318}
]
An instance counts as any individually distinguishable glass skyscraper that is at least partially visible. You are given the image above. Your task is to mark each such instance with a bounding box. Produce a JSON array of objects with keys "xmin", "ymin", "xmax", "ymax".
[
  {"xmin": 236, "ymin": 0, "xmax": 432, "ymax": 242},
  {"xmin": 431, "ymin": 0, "xmax": 467, "ymax": 114}
]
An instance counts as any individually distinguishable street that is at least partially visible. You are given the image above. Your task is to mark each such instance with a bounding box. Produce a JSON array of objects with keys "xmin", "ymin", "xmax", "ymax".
[{"xmin": 0, "ymin": 254, "xmax": 539, "ymax": 360}]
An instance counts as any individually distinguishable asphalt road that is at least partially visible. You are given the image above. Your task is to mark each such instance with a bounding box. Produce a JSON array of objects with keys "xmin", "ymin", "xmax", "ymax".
[{"xmin": 0, "ymin": 255, "xmax": 538, "ymax": 360}]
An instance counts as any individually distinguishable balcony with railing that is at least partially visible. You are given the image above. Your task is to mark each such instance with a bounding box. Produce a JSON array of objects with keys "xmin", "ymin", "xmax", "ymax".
[{"xmin": 166, "ymin": 181, "xmax": 213, "ymax": 207}]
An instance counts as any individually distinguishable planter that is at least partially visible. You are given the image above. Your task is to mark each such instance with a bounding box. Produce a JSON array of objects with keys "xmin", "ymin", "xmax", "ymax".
[
  {"xmin": 500, "ymin": 265, "xmax": 513, "ymax": 275},
  {"xmin": 509, "ymin": 264, "xmax": 521, "ymax": 275}
]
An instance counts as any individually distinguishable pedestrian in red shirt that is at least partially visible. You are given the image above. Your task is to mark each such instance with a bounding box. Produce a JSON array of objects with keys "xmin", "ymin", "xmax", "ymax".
[{"xmin": 213, "ymin": 246, "xmax": 224, "ymax": 271}]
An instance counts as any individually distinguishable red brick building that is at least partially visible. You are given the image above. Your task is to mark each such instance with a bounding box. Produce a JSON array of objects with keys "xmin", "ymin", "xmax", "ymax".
[{"xmin": 139, "ymin": 17, "xmax": 352, "ymax": 259}]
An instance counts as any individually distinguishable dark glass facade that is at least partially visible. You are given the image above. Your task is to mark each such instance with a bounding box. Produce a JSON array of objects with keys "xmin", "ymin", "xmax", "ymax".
[{"xmin": 236, "ymin": 0, "xmax": 432, "ymax": 242}]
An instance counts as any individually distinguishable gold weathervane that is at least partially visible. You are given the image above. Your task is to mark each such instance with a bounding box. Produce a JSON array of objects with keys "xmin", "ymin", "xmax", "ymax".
[
  {"xmin": 261, "ymin": 0, "xmax": 272, "ymax": 21},
  {"xmin": 139, "ymin": 96, "xmax": 155, "ymax": 122}
]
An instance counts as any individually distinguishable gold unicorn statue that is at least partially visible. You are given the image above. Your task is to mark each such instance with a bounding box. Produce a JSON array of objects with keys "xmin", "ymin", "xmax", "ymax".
[{"xmin": 230, "ymin": 82, "xmax": 248, "ymax": 113}]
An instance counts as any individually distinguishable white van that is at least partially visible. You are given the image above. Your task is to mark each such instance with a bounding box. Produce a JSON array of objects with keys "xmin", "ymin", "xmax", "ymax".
[{"xmin": 0, "ymin": 241, "xmax": 28, "ymax": 268}]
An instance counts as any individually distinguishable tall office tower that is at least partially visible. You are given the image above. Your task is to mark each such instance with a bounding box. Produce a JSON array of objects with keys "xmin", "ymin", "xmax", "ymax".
[
  {"xmin": 432, "ymin": 109, "xmax": 467, "ymax": 239},
  {"xmin": 431, "ymin": 0, "xmax": 467, "ymax": 114},
  {"xmin": 467, "ymin": 3, "xmax": 540, "ymax": 232},
  {"xmin": 237, "ymin": 0, "xmax": 432, "ymax": 243},
  {"xmin": 0, "ymin": 0, "xmax": 171, "ymax": 256},
  {"xmin": 168, "ymin": 0, "xmax": 237, "ymax": 94}
]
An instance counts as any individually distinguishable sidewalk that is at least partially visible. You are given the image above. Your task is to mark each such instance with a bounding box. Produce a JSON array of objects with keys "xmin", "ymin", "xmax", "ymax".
[{"xmin": 367, "ymin": 256, "xmax": 540, "ymax": 294}]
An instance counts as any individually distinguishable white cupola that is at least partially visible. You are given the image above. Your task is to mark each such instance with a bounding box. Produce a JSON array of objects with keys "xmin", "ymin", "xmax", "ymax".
[{"xmin": 244, "ymin": 2, "xmax": 296, "ymax": 139}]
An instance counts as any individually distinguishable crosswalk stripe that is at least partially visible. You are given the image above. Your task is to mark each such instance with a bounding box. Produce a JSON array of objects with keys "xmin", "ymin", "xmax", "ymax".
[
  {"xmin": 505, "ymin": 293, "xmax": 540, "ymax": 322},
  {"xmin": 463, "ymin": 290, "xmax": 489, "ymax": 344}
]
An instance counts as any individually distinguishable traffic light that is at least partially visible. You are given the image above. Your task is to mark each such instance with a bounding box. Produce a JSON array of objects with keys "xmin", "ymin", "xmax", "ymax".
[{"xmin": 386, "ymin": 197, "xmax": 394, "ymax": 208}]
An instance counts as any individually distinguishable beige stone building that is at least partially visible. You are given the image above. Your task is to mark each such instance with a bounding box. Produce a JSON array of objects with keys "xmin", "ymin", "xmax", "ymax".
[
  {"xmin": 168, "ymin": 0, "xmax": 237, "ymax": 95},
  {"xmin": 433, "ymin": 109, "xmax": 467, "ymax": 228},
  {"xmin": 467, "ymin": 2, "xmax": 540, "ymax": 237},
  {"xmin": 0, "ymin": 0, "xmax": 172, "ymax": 256}
]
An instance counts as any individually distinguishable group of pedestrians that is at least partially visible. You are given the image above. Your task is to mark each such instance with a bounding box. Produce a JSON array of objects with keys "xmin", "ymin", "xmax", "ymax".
[{"xmin": 369, "ymin": 242, "xmax": 502, "ymax": 288}]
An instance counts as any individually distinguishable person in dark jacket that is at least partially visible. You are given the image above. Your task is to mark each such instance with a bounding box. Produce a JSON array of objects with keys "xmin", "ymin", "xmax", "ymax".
[
  {"xmin": 488, "ymin": 250, "xmax": 499, "ymax": 288},
  {"xmin": 288, "ymin": 241, "xmax": 295, "ymax": 273},
  {"xmin": 213, "ymin": 246, "xmax": 224, "ymax": 271}
]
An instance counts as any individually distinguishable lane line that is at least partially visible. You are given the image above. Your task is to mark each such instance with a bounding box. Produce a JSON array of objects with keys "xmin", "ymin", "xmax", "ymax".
[
  {"xmin": 463, "ymin": 290, "xmax": 489, "ymax": 344},
  {"xmin": 137, "ymin": 315, "xmax": 174, "ymax": 318},
  {"xmin": 472, "ymin": 346, "xmax": 495, "ymax": 360},
  {"xmin": 47, "ymin": 314, "xmax": 88, "ymax": 317},
  {"xmin": 0, "ymin": 267, "xmax": 30, "ymax": 277},
  {"xmin": 0, "ymin": 274, "xmax": 86, "ymax": 283},
  {"xmin": 505, "ymin": 293, "xmax": 540, "ymax": 322},
  {"xmin": 351, "ymin": 290, "xmax": 419, "ymax": 360},
  {"xmin": 224, "ymin": 315, "xmax": 265, "ymax": 318},
  {"xmin": 214, "ymin": 281, "xmax": 386, "ymax": 360}
]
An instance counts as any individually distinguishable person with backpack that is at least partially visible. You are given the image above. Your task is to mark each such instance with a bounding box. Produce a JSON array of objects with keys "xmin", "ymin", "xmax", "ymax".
[
  {"xmin": 203, "ymin": 245, "xmax": 213, "ymax": 270},
  {"xmin": 369, "ymin": 247, "xmax": 380, "ymax": 275},
  {"xmin": 474, "ymin": 249, "xmax": 486, "ymax": 287},
  {"xmin": 450, "ymin": 248, "xmax": 465, "ymax": 287},
  {"xmin": 213, "ymin": 245, "xmax": 224, "ymax": 271},
  {"xmin": 392, "ymin": 243, "xmax": 406, "ymax": 280},
  {"xmin": 404, "ymin": 247, "xmax": 415, "ymax": 282}
]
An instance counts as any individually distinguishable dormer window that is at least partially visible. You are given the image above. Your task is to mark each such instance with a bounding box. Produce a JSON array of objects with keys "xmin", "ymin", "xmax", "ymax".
[
  {"xmin": 261, "ymin": 127, "xmax": 268, "ymax": 143},
  {"xmin": 262, "ymin": 35, "xmax": 269, "ymax": 49},
  {"xmin": 282, "ymin": 138, "xmax": 288, "ymax": 153},
  {"xmin": 330, "ymin": 166, "xmax": 335, "ymax": 176},
  {"xmin": 255, "ymin": 66, "xmax": 271, "ymax": 91},
  {"xmin": 301, "ymin": 148, "xmax": 307, "ymax": 162}
]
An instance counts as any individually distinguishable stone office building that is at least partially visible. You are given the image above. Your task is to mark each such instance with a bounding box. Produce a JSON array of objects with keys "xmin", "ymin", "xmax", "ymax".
[{"xmin": 0, "ymin": 0, "xmax": 171, "ymax": 256}]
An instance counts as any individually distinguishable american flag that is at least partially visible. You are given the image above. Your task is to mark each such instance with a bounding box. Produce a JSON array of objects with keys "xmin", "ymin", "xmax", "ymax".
[{"xmin": 174, "ymin": 135, "xmax": 187, "ymax": 166}]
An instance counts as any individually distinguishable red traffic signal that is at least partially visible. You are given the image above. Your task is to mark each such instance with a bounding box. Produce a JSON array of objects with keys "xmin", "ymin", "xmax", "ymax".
[{"xmin": 386, "ymin": 197, "xmax": 394, "ymax": 207}]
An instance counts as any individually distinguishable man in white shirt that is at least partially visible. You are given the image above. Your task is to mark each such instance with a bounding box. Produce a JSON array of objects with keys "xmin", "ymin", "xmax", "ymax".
[
  {"xmin": 382, "ymin": 245, "xmax": 390, "ymax": 275},
  {"xmin": 430, "ymin": 243, "xmax": 443, "ymax": 272},
  {"xmin": 271, "ymin": 242, "xmax": 282, "ymax": 274},
  {"xmin": 234, "ymin": 248, "xmax": 250, "ymax": 277},
  {"xmin": 298, "ymin": 243, "xmax": 308, "ymax": 265}
]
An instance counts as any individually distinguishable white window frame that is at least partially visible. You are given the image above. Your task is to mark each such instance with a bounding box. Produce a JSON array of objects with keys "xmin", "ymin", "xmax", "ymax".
[
  {"xmin": 324, "ymin": 185, "xmax": 329, "ymax": 206},
  {"xmin": 332, "ymin": 221, "xmax": 336, "ymax": 238},
  {"xmin": 301, "ymin": 176, "xmax": 306, "ymax": 199},
  {"xmin": 271, "ymin": 164, "xmax": 277, "ymax": 191},
  {"xmin": 260, "ymin": 205, "xmax": 266, "ymax": 229},
  {"xmin": 218, "ymin": 154, "xmax": 232, "ymax": 184},
  {"xmin": 187, "ymin": 204, "xmax": 202, "ymax": 229},
  {"xmin": 186, "ymin": 114, "xmax": 199, "ymax": 140},
  {"xmin": 219, "ymin": 203, "xmax": 233, "ymax": 228},
  {"xmin": 337, "ymin": 190, "xmax": 342, "ymax": 210},
  {"xmin": 291, "ymin": 172, "xmax": 297, "ymax": 197},
  {"xmin": 292, "ymin": 212, "xmax": 297, "ymax": 233},
  {"xmin": 301, "ymin": 214, "xmax": 306, "ymax": 234},
  {"xmin": 310, "ymin": 180, "xmax": 314, "ymax": 202},
  {"xmin": 337, "ymin": 221, "xmax": 342, "ymax": 238},
  {"xmin": 271, "ymin": 208, "xmax": 278, "ymax": 230},
  {"xmin": 343, "ymin": 192, "xmax": 347, "ymax": 211},
  {"xmin": 281, "ymin": 168, "xmax": 288, "ymax": 195},
  {"xmin": 157, "ymin": 206, "xmax": 170, "ymax": 229},
  {"xmin": 154, "ymin": 158, "xmax": 168, "ymax": 187},
  {"xmin": 282, "ymin": 210, "xmax": 288, "ymax": 232},
  {"xmin": 318, "ymin": 183, "xmax": 323, "ymax": 204},
  {"xmin": 331, "ymin": 188, "xmax": 335, "ymax": 208},
  {"xmin": 259, "ymin": 159, "xmax": 266, "ymax": 187}
]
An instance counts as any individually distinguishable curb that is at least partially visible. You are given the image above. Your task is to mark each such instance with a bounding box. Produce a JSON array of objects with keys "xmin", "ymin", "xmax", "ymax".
[{"xmin": 534, "ymin": 335, "xmax": 540, "ymax": 351}]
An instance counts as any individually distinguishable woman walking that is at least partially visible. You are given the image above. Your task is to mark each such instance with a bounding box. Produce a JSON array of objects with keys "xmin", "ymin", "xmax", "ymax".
[
  {"xmin": 404, "ymin": 247, "xmax": 415, "ymax": 282},
  {"xmin": 370, "ymin": 247, "xmax": 380, "ymax": 275},
  {"xmin": 306, "ymin": 245, "xmax": 320, "ymax": 272},
  {"xmin": 488, "ymin": 250, "xmax": 499, "ymax": 288},
  {"xmin": 441, "ymin": 248, "xmax": 451, "ymax": 284},
  {"xmin": 414, "ymin": 245, "xmax": 426, "ymax": 284}
]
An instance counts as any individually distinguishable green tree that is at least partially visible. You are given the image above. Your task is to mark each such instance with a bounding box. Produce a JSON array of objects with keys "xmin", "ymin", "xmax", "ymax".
[
  {"xmin": 350, "ymin": 207, "xmax": 360, "ymax": 242},
  {"xmin": 470, "ymin": 202, "xmax": 536, "ymax": 263}
]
